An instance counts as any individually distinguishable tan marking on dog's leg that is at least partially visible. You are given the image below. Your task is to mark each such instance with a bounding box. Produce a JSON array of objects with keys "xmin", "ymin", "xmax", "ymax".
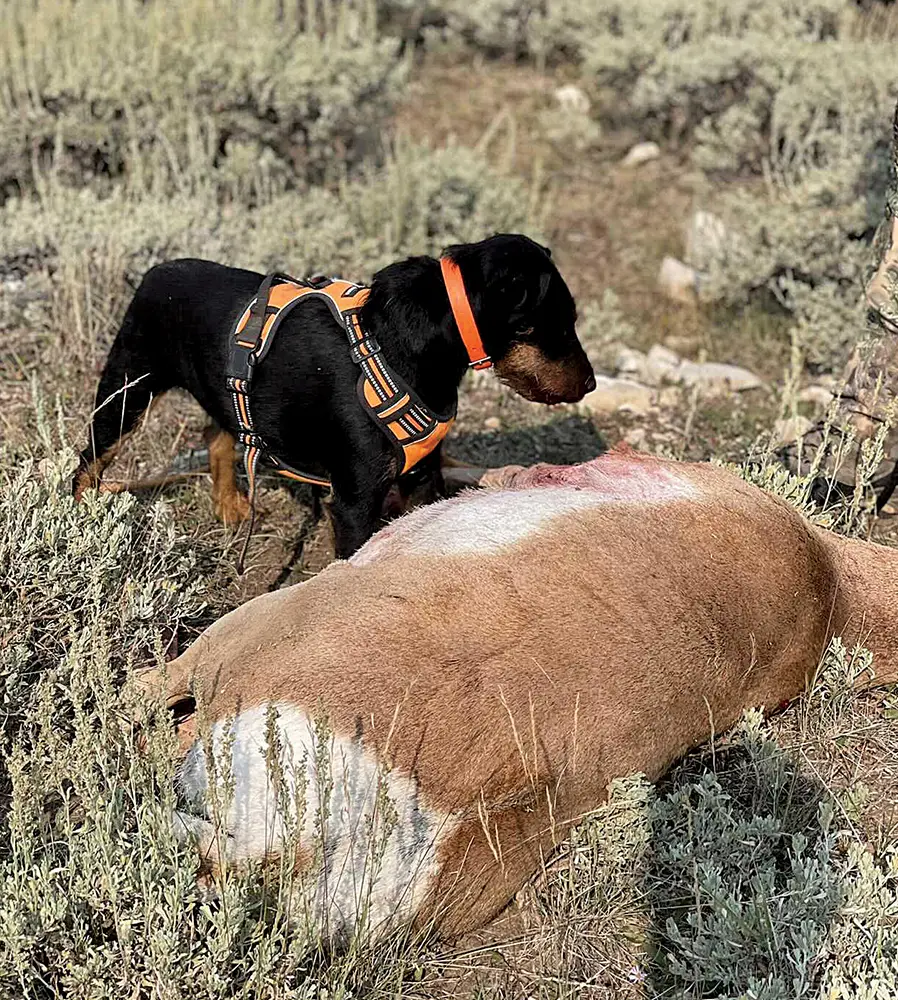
[
  {"xmin": 206, "ymin": 426, "xmax": 251, "ymax": 525},
  {"xmin": 74, "ymin": 392, "xmax": 167, "ymax": 501},
  {"xmin": 73, "ymin": 435, "xmax": 132, "ymax": 501}
]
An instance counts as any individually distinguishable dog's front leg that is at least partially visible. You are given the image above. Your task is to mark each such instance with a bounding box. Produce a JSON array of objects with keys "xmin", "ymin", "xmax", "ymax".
[
  {"xmin": 328, "ymin": 471, "xmax": 393, "ymax": 559},
  {"xmin": 205, "ymin": 424, "xmax": 252, "ymax": 526}
]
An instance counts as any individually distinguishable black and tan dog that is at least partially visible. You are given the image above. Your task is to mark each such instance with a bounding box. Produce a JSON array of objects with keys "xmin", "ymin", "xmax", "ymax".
[{"xmin": 73, "ymin": 234, "xmax": 595, "ymax": 557}]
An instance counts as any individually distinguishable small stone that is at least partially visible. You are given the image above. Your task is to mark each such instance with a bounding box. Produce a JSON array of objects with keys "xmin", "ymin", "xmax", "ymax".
[
  {"xmin": 677, "ymin": 361, "xmax": 764, "ymax": 394},
  {"xmin": 554, "ymin": 84, "xmax": 590, "ymax": 115},
  {"xmin": 773, "ymin": 415, "xmax": 814, "ymax": 447},
  {"xmin": 621, "ymin": 141, "xmax": 661, "ymax": 168},
  {"xmin": 798, "ymin": 385, "xmax": 835, "ymax": 408},
  {"xmin": 658, "ymin": 256, "xmax": 698, "ymax": 305},
  {"xmin": 581, "ymin": 376, "xmax": 655, "ymax": 417},
  {"xmin": 663, "ymin": 334, "xmax": 698, "ymax": 354},
  {"xmin": 623, "ymin": 427, "xmax": 647, "ymax": 448},
  {"xmin": 614, "ymin": 346, "xmax": 647, "ymax": 378},
  {"xmin": 483, "ymin": 416, "xmax": 501, "ymax": 431},
  {"xmin": 644, "ymin": 344, "xmax": 682, "ymax": 385}
]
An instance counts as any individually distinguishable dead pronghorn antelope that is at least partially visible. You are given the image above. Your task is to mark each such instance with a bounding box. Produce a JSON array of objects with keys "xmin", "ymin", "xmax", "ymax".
[{"xmin": 140, "ymin": 451, "xmax": 898, "ymax": 943}]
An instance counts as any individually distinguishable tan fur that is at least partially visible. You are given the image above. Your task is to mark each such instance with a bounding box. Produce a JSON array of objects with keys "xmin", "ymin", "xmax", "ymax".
[
  {"xmin": 74, "ymin": 392, "xmax": 167, "ymax": 500},
  {"xmin": 495, "ymin": 342, "xmax": 586, "ymax": 403},
  {"xmin": 73, "ymin": 439, "xmax": 128, "ymax": 501},
  {"xmin": 206, "ymin": 426, "xmax": 251, "ymax": 525},
  {"xmin": 146, "ymin": 456, "xmax": 898, "ymax": 939}
]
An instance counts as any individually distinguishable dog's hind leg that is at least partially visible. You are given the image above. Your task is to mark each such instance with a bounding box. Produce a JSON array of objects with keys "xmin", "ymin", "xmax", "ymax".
[
  {"xmin": 73, "ymin": 304, "xmax": 173, "ymax": 500},
  {"xmin": 205, "ymin": 423, "xmax": 251, "ymax": 525}
]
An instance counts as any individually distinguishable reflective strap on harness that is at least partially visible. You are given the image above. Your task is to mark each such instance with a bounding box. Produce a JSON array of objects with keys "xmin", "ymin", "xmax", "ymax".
[{"xmin": 227, "ymin": 275, "xmax": 275, "ymax": 520}]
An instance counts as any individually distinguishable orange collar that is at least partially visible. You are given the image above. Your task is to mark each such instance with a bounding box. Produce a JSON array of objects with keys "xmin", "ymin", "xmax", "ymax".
[{"xmin": 440, "ymin": 257, "xmax": 493, "ymax": 370}]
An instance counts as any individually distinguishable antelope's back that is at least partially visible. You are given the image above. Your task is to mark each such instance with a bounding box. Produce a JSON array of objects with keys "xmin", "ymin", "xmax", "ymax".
[{"xmin": 172, "ymin": 454, "xmax": 839, "ymax": 790}]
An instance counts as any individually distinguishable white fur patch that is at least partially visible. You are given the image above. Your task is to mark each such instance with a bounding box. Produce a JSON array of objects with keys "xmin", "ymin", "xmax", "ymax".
[
  {"xmin": 352, "ymin": 468, "xmax": 696, "ymax": 565},
  {"xmin": 175, "ymin": 703, "xmax": 452, "ymax": 943}
]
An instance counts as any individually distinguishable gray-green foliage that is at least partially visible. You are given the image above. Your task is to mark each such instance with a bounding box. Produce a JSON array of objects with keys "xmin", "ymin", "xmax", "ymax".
[
  {"xmin": 702, "ymin": 162, "xmax": 882, "ymax": 372},
  {"xmin": 574, "ymin": 289, "xmax": 639, "ymax": 373},
  {"xmin": 581, "ymin": 0, "xmax": 895, "ymax": 374},
  {"xmin": 1, "ymin": 142, "xmax": 539, "ymax": 280},
  {"xmin": 413, "ymin": 0, "xmax": 896, "ymax": 374},
  {"xmin": 540, "ymin": 707, "xmax": 898, "ymax": 999},
  {"xmin": 0, "ymin": 422, "xmax": 205, "ymax": 730},
  {"xmin": 569, "ymin": 0, "xmax": 878, "ymax": 170},
  {"xmin": 0, "ymin": 0, "xmax": 405, "ymax": 193},
  {"xmin": 648, "ymin": 715, "xmax": 840, "ymax": 998},
  {"xmin": 0, "ymin": 434, "xmax": 411, "ymax": 997}
]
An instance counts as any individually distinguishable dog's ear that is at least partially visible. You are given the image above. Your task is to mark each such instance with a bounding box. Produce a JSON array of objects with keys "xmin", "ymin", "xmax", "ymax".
[
  {"xmin": 502, "ymin": 270, "xmax": 553, "ymax": 319},
  {"xmin": 500, "ymin": 273, "xmax": 529, "ymax": 312}
]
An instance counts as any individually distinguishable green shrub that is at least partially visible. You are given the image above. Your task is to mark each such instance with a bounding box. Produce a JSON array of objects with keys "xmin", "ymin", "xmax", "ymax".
[
  {"xmin": 538, "ymin": 708, "xmax": 898, "ymax": 999},
  {"xmin": 0, "ymin": 141, "xmax": 541, "ymax": 282},
  {"xmin": 0, "ymin": 434, "xmax": 420, "ymax": 997},
  {"xmin": 412, "ymin": 0, "xmax": 897, "ymax": 378},
  {"xmin": 564, "ymin": 0, "xmax": 894, "ymax": 375},
  {"xmin": 0, "ymin": 437, "xmax": 206, "ymax": 735},
  {"xmin": 0, "ymin": 0, "xmax": 406, "ymax": 195}
]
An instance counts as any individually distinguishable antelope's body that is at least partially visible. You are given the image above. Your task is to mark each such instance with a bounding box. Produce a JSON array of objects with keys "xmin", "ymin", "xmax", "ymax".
[{"xmin": 154, "ymin": 453, "xmax": 898, "ymax": 943}]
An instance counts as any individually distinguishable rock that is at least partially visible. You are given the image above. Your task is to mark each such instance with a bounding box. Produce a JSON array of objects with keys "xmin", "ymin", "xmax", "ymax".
[
  {"xmin": 658, "ymin": 387, "xmax": 681, "ymax": 408},
  {"xmin": 621, "ymin": 141, "xmax": 660, "ymax": 168},
  {"xmin": 677, "ymin": 361, "xmax": 764, "ymax": 394},
  {"xmin": 798, "ymin": 385, "xmax": 835, "ymax": 408},
  {"xmin": 614, "ymin": 346, "xmax": 647, "ymax": 379},
  {"xmin": 623, "ymin": 427, "xmax": 647, "ymax": 448},
  {"xmin": 658, "ymin": 256, "xmax": 698, "ymax": 304},
  {"xmin": 773, "ymin": 415, "xmax": 814, "ymax": 447},
  {"xmin": 581, "ymin": 376, "xmax": 655, "ymax": 417},
  {"xmin": 644, "ymin": 344, "xmax": 682, "ymax": 385},
  {"xmin": 685, "ymin": 210, "xmax": 727, "ymax": 272},
  {"xmin": 483, "ymin": 416, "xmax": 501, "ymax": 431},
  {"xmin": 554, "ymin": 84, "xmax": 590, "ymax": 115},
  {"xmin": 663, "ymin": 333, "xmax": 699, "ymax": 354}
]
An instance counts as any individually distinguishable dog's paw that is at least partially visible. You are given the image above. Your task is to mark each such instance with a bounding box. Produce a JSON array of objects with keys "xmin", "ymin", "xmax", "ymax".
[{"xmin": 214, "ymin": 489, "xmax": 252, "ymax": 525}]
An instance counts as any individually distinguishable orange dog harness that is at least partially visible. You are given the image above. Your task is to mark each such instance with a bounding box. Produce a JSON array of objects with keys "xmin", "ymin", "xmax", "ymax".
[{"xmin": 228, "ymin": 268, "xmax": 480, "ymax": 505}]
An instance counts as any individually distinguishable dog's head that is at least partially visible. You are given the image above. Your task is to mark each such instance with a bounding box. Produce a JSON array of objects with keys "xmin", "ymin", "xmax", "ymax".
[{"xmin": 443, "ymin": 234, "xmax": 595, "ymax": 404}]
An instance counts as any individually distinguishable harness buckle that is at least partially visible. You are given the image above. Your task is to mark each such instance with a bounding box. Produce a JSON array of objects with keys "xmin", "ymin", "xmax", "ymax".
[
  {"xmin": 349, "ymin": 336, "xmax": 382, "ymax": 364},
  {"xmin": 227, "ymin": 374, "xmax": 253, "ymax": 391},
  {"xmin": 239, "ymin": 432, "xmax": 264, "ymax": 449},
  {"xmin": 468, "ymin": 355, "xmax": 492, "ymax": 370}
]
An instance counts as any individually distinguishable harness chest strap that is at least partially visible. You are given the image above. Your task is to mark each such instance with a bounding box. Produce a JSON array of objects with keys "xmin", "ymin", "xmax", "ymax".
[{"xmin": 227, "ymin": 273, "xmax": 455, "ymax": 505}]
